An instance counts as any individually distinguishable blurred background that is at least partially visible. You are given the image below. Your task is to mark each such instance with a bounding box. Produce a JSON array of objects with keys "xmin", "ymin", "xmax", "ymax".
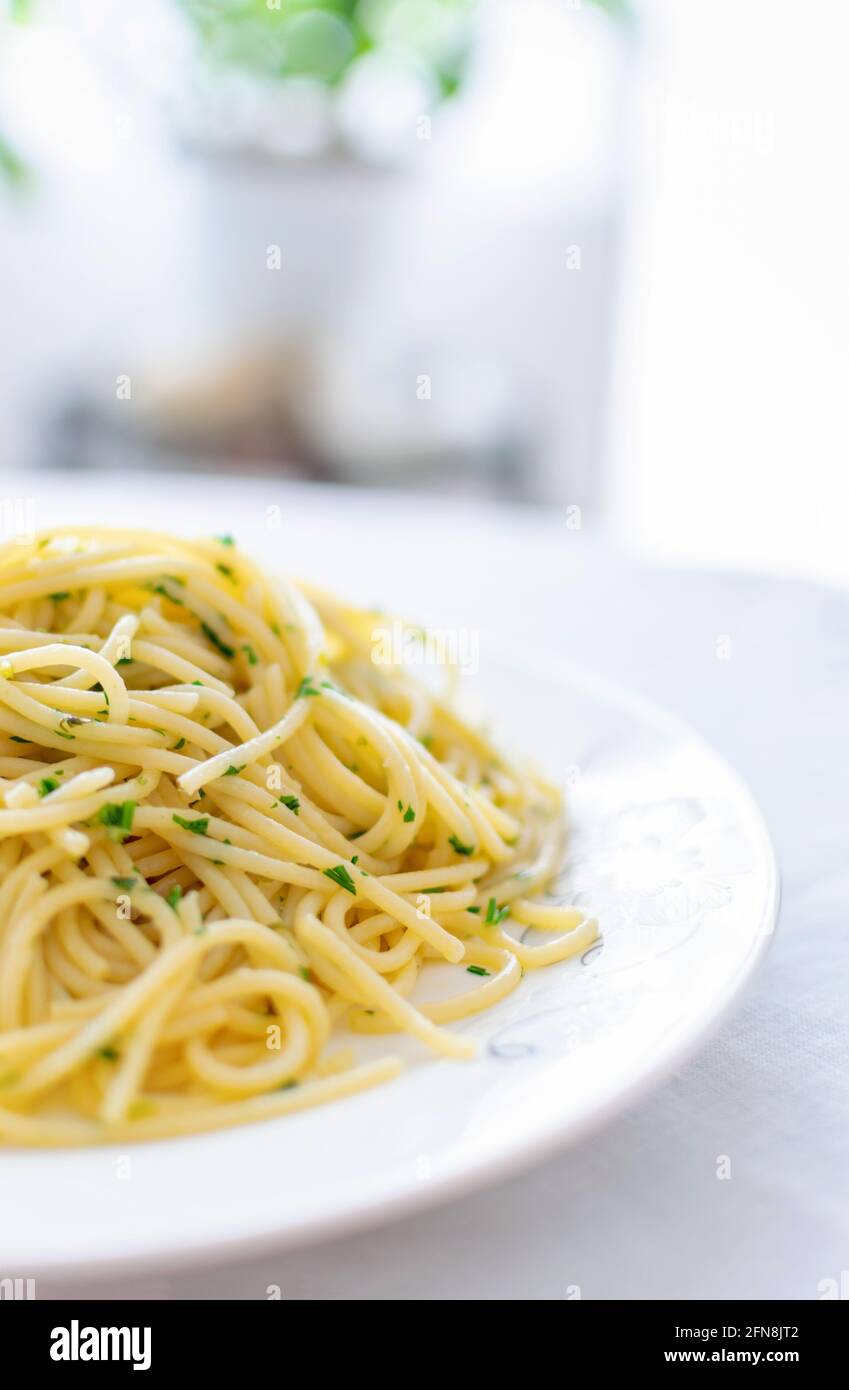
[{"xmin": 0, "ymin": 0, "xmax": 847, "ymax": 585}]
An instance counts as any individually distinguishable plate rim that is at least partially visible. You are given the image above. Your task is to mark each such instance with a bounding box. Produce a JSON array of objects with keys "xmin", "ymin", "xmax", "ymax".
[{"xmin": 2, "ymin": 653, "xmax": 779, "ymax": 1282}]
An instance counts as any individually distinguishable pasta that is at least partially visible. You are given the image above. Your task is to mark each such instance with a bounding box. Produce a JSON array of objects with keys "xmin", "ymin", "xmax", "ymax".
[{"xmin": 0, "ymin": 527, "xmax": 596, "ymax": 1146}]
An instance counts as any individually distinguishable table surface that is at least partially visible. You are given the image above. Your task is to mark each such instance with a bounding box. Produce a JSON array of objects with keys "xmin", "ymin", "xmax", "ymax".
[{"xmin": 12, "ymin": 470, "xmax": 846, "ymax": 1301}]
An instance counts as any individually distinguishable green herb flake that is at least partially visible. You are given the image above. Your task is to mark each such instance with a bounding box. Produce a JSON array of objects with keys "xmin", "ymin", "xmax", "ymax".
[
  {"xmin": 97, "ymin": 1045, "xmax": 120, "ymax": 1062},
  {"xmin": 216, "ymin": 534, "xmax": 235, "ymax": 547},
  {"xmin": 403, "ymin": 805, "xmax": 415, "ymax": 823},
  {"xmin": 278, "ymin": 794, "xmax": 300, "ymax": 814},
  {"xmin": 152, "ymin": 582, "xmax": 183, "ymax": 605},
  {"xmin": 172, "ymin": 737, "xmax": 186, "ymax": 751},
  {"xmin": 98, "ymin": 801, "xmax": 137, "ymax": 841},
  {"xmin": 485, "ymin": 898, "xmax": 510, "ymax": 926},
  {"xmin": 448, "ymin": 834, "xmax": 475, "ymax": 857},
  {"xmin": 172, "ymin": 814, "xmax": 209, "ymax": 836},
  {"xmin": 224, "ymin": 764, "xmax": 245, "ymax": 776},
  {"xmin": 296, "ymin": 675, "xmax": 321, "ymax": 699},
  {"xmin": 323, "ymin": 864, "xmax": 357, "ymax": 895},
  {"xmin": 48, "ymin": 591, "xmax": 70, "ymax": 601},
  {"xmin": 200, "ymin": 621, "xmax": 235, "ymax": 660},
  {"xmin": 110, "ymin": 876, "xmax": 137, "ymax": 891},
  {"xmin": 166, "ymin": 885, "xmax": 183, "ymax": 909},
  {"xmin": 9, "ymin": 736, "xmax": 31, "ymax": 744},
  {"xmin": 298, "ymin": 967, "xmax": 311, "ymax": 982},
  {"xmin": 241, "ymin": 643, "xmax": 258, "ymax": 666},
  {"xmin": 467, "ymin": 965, "xmax": 490, "ymax": 977},
  {"xmin": 38, "ymin": 776, "xmax": 59, "ymax": 797}
]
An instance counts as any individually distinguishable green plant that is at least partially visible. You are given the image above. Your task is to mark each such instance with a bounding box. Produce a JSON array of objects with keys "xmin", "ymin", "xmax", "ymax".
[{"xmin": 178, "ymin": 0, "xmax": 478, "ymax": 101}]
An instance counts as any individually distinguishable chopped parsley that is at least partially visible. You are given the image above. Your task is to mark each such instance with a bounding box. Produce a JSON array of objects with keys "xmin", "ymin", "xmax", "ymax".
[
  {"xmin": 216, "ymin": 562, "xmax": 235, "ymax": 579},
  {"xmin": 38, "ymin": 776, "xmax": 59, "ymax": 797},
  {"xmin": 116, "ymin": 657, "xmax": 133, "ymax": 666},
  {"xmin": 241, "ymin": 643, "xmax": 258, "ymax": 666},
  {"xmin": 278, "ymin": 795, "xmax": 300, "ymax": 814},
  {"xmin": 448, "ymin": 834, "xmax": 474, "ymax": 856},
  {"xmin": 172, "ymin": 814, "xmax": 209, "ymax": 836},
  {"xmin": 58, "ymin": 715, "xmax": 87, "ymax": 739},
  {"xmin": 97, "ymin": 1045, "xmax": 120, "ymax": 1062},
  {"xmin": 172, "ymin": 737, "xmax": 186, "ymax": 751},
  {"xmin": 98, "ymin": 801, "xmax": 136, "ymax": 841},
  {"xmin": 48, "ymin": 591, "xmax": 70, "ymax": 601},
  {"xmin": 485, "ymin": 898, "xmax": 510, "ymax": 926},
  {"xmin": 323, "ymin": 864, "xmax": 357, "ymax": 895},
  {"xmin": 110, "ymin": 876, "xmax": 137, "ymax": 891},
  {"xmin": 467, "ymin": 906, "xmax": 481, "ymax": 914},
  {"xmin": 296, "ymin": 675, "xmax": 321, "ymax": 698},
  {"xmin": 403, "ymin": 805, "xmax": 415, "ymax": 823},
  {"xmin": 166, "ymin": 885, "xmax": 183, "ymax": 909},
  {"xmin": 152, "ymin": 582, "xmax": 183, "ymax": 605},
  {"xmin": 298, "ymin": 967, "xmax": 311, "ymax": 982},
  {"xmin": 224, "ymin": 764, "xmax": 246, "ymax": 776},
  {"xmin": 216, "ymin": 534, "xmax": 235, "ymax": 546},
  {"xmin": 9, "ymin": 736, "xmax": 31, "ymax": 744},
  {"xmin": 200, "ymin": 622, "xmax": 235, "ymax": 660},
  {"xmin": 467, "ymin": 965, "xmax": 490, "ymax": 977}
]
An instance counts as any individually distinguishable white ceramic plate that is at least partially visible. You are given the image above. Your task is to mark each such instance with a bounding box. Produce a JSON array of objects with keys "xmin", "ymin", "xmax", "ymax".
[{"xmin": 0, "ymin": 655, "xmax": 778, "ymax": 1279}]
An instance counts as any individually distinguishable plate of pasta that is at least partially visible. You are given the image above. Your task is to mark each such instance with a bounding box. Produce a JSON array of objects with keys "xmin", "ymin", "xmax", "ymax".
[{"xmin": 0, "ymin": 527, "xmax": 777, "ymax": 1276}]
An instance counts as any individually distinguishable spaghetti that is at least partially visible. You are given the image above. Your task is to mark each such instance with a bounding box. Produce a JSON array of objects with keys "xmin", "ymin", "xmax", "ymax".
[{"xmin": 0, "ymin": 527, "xmax": 596, "ymax": 1145}]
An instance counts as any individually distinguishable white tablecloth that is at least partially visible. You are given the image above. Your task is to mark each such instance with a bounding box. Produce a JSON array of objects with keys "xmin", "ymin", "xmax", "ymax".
[{"xmin": 20, "ymin": 472, "xmax": 845, "ymax": 1300}]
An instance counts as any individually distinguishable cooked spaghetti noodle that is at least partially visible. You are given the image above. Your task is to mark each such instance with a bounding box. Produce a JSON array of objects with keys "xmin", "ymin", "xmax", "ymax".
[{"xmin": 0, "ymin": 527, "xmax": 596, "ymax": 1145}]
